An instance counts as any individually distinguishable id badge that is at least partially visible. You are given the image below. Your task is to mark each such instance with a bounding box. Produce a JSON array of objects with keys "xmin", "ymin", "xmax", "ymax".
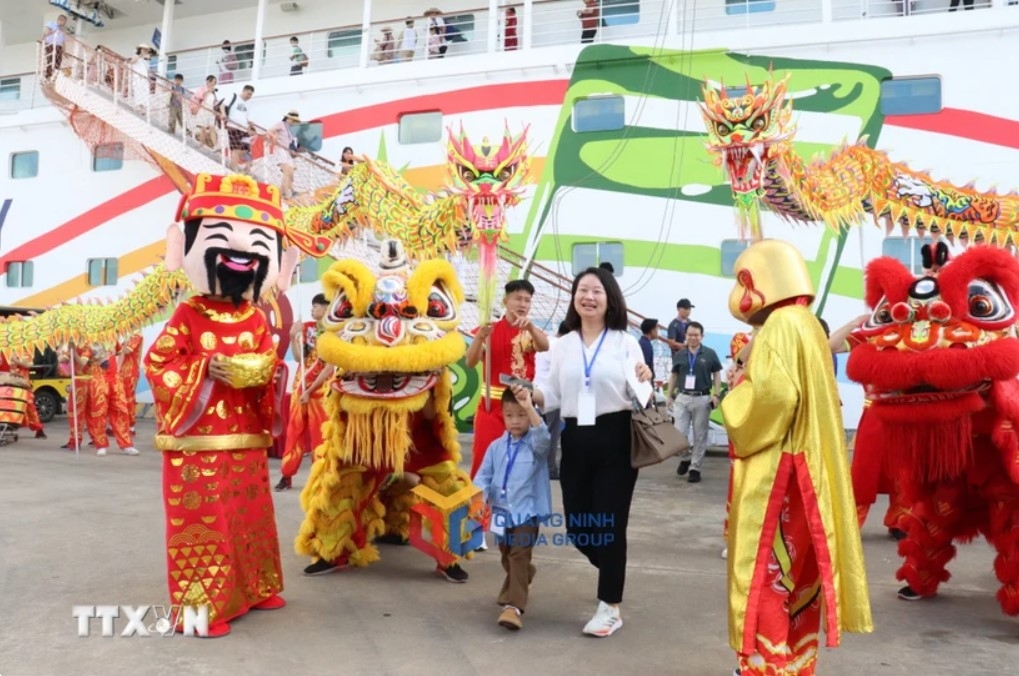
[
  {"xmin": 578, "ymin": 390, "xmax": 596, "ymax": 426},
  {"xmin": 684, "ymin": 374, "xmax": 697, "ymax": 390}
]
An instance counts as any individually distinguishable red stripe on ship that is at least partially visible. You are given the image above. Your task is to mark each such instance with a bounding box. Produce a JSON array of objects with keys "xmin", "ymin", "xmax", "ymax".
[
  {"xmin": 2, "ymin": 80, "xmax": 569, "ymax": 270},
  {"xmin": 0, "ymin": 175, "xmax": 175, "ymax": 269},
  {"xmin": 885, "ymin": 108, "xmax": 1019, "ymax": 151}
]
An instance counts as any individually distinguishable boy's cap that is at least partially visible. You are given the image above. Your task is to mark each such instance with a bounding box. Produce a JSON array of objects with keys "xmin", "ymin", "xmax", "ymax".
[{"xmin": 677, "ymin": 298, "xmax": 694, "ymax": 309}]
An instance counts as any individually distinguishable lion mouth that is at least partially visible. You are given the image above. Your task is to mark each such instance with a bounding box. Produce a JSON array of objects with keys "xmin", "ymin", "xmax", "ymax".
[
  {"xmin": 723, "ymin": 144, "xmax": 766, "ymax": 193},
  {"xmin": 870, "ymin": 380, "xmax": 991, "ymax": 404},
  {"xmin": 333, "ymin": 371, "xmax": 439, "ymax": 399}
]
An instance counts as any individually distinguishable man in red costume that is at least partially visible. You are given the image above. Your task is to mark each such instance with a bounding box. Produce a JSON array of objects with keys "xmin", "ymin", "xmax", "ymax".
[
  {"xmin": 81, "ymin": 342, "xmax": 138, "ymax": 457},
  {"xmin": 274, "ymin": 293, "xmax": 335, "ymax": 491},
  {"xmin": 10, "ymin": 352, "xmax": 47, "ymax": 438},
  {"xmin": 144, "ymin": 172, "xmax": 328, "ymax": 637},
  {"xmin": 58, "ymin": 342, "xmax": 92, "ymax": 449},
  {"xmin": 721, "ymin": 240, "xmax": 872, "ymax": 675},
  {"xmin": 115, "ymin": 333, "xmax": 144, "ymax": 433},
  {"xmin": 465, "ymin": 279, "xmax": 548, "ymax": 478}
]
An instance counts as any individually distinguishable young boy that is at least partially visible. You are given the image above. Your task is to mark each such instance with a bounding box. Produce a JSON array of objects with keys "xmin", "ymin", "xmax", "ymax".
[
  {"xmin": 168, "ymin": 73, "xmax": 185, "ymax": 135},
  {"xmin": 474, "ymin": 386, "xmax": 552, "ymax": 631}
]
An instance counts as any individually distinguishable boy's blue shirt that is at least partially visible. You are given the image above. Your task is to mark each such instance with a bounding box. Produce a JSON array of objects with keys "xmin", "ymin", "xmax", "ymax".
[{"xmin": 475, "ymin": 421, "xmax": 552, "ymax": 527}]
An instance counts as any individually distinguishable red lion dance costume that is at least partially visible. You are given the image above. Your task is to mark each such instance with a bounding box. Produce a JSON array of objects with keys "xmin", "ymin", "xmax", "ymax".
[
  {"xmin": 846, "ymin": 241, "xmax": 1019, "ymax": 614},
  {"xmin": 144, "ymin": 173, "xmax": 330, "ymax": 637}
]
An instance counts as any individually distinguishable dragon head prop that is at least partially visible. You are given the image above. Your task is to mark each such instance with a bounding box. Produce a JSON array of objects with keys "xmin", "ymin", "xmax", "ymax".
[
  {"xmin": 445, "ymin": 123, "xmax": 531, "ymax": 245},
  {"xmin": 846, "ymin": 243, "xmax": 1019, "ymax": 480},
  {"xmin": 700, "ymin": 75, "xmax": 794, "ymax": 237}
]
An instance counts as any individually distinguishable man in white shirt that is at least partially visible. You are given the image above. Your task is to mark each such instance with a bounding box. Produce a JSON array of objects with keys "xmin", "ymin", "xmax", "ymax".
[
  {"xmin": 218, "ymin": 84, "xmax": 255, "ymax": 171},
  {"xmin": 399, "ymin": 18, "xmax": 418, "ymax": 62},
  {"xmin": 42, "ymin": 14, "xmax": 68, "ymax": 78},
  {"xmin": 534, "ymin": 321, "xmax": 569, "ymax": 479}
]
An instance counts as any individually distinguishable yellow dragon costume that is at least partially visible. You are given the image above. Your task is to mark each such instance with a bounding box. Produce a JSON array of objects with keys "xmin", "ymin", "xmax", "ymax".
[{"xmin": 295, "ymin": 238, "xmax": 478, "ymax": 582}]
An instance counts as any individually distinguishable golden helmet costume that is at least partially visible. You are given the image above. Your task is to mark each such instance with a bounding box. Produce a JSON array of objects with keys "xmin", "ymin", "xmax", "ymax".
[
  {"xmin": 721, "ymin": 239, "xmax": 872, "ymax": 675},
  {"xmin": 296, "ymin": 239, "xmax": 477, "ymax": 579}
]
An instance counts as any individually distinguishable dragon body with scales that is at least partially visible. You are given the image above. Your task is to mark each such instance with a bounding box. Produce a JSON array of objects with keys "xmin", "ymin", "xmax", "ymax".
[
  {"xmin": 699, "ymin": 75, "xmax": 1019, "ymax": 241},
  {"xmin": 284, "ymin": 124, "xmax": 532, "ymax": 321}
]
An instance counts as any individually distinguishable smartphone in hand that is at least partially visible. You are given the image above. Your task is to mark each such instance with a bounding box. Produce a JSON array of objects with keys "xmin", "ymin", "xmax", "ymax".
[{"xmin": 499, "ymin": 373, "xmax": 534, "ymax": 390}]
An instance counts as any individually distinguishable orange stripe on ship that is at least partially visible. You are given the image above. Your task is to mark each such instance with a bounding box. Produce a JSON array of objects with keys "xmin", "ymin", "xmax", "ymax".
[{"xmin": 15, "ymin": 241, "xmax": 165, "ymax": 307}]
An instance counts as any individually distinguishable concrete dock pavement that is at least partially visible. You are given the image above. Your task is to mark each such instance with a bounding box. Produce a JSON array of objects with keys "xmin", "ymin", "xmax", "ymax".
[{"xmin": 1, "ymin": 418, "xmax": 1016, "ymax": 676}]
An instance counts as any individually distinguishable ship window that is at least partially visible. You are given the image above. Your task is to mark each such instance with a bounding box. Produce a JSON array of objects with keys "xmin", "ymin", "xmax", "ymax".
[
  {"xmin": 290, "ymin": 121, "xmax": 323, "ymax": 153},
  {"xmin": 603, "ymin": 0, "xmax": 641, "ymax": 26},
  {"xmin": 165, "ymin": 55, "xmax": 178, "ymax": 78},
  {"xmin": 299, "ymin": 257, "xmax": 319, "ymax": 283},
  {"xmin": 721, "ymin": 239, "xmax": 751, "ymax": 276},
  {"xmin": 398, "ymin": 111, "xmax": 443, "ymax": 144},
  {"xmin": 725, "ymin": 0, "xmax": 777, "ymax": 14},
  {"xmin": 87, "ymin": 258, "xmax": 119, "ymax": 286},
  {"xmin": 443, "ymin": 14, "xmax": 476, "ymax": 43},
  {"xmin": 572, "ymin": 96, "xmax": 625, "ymax": 133},
  {"xmin": 10, "ymin": 151, "xmax": 38, "ymax": 179},
  {"xmin": 880, "ymin": 76, "xmax": 942, "ymax": 116},
  {"xmin": 572, "ymin": 242, "xmax": 624, "ymax": 276},
  {"xmin": 5, "ymin": 261, "xmax": 34, "ymax": 288},
  {"xmin": 882, "ymin": 236, "xmax": 931, "ymax": 274},
  {"xmin": 0, "ymin": 77, "xmax": 21, "ymax": 101},
  {"xmin": 327, "ymin": 28, "xmax": 362, "ymax": 58},
  {"xmin": 92, "ymin": 143, "xmax": 124, "ymax": 172}
]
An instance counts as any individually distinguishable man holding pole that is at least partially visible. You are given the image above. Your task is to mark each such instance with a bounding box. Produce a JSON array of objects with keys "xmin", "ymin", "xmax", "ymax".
[{"xmin": 465, "ymin": 279, "xmax": 548, "ymax": 479}]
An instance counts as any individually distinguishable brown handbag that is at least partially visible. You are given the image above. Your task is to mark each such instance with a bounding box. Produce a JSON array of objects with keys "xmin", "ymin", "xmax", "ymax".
[{"xmin": 629, "ymin": 398, "xmax": 691, "ymax": 469}]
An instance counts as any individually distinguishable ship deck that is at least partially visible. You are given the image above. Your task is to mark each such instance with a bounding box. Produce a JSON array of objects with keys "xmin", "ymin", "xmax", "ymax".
[{"xmin": 1, "ymin": 417, "xmax": 1015, "ymax": 675}]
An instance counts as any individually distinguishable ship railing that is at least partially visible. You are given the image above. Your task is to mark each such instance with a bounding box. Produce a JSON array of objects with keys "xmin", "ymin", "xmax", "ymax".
[
  {"xmin": 8, "ymin": 0, "xmax": 1017, "ymax": 112},
  {"xmin": 37, "ymin": 37, "xmax": 342, "ymax": 198}
]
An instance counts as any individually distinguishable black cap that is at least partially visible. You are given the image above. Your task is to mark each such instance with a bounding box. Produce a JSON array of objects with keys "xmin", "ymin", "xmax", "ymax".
[
  {"xmin": 640, "ymin": 318, "xmax": 658, "ymax": 334},
  {"xmin": 677, "ymin": 298, "xmax": 694, "ymax": 309}
]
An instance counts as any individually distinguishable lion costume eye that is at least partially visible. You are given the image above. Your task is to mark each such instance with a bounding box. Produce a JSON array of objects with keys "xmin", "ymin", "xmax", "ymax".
[
  {"xmin": 867, "ymin": 299, "xmax": 894, "ymax": 327},
  {"xmin": 460, "ymin": 166, "xmax": 477, "ymax": 182},
  {"xmin": 426, "ymin": 284, "xmax": 456, "ymax": 320},
  {"xmin": 497, "ymin": 166, "xmax": 515, "ymax": 182},
  {"xmin": 750, "ymin": 115, "xmax": 767, "ymax": 131},
  {"xmin": 328, "ymin": 292, "xmax": 355, "ymax": 322},
  {"xmin": 967, "ymin": 280, "xmax": 1011, "ymax": 322},
  {"xmin": 716, "ymin": 123, "xmax": 731, "ymax": 137}
]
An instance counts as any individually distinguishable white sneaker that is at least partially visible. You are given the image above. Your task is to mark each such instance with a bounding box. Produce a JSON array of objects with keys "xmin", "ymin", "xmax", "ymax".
[
  {"xmin": 120, "ymin": 447, "xmax": 140, "ymax": 456},
  {"xmin": 582, "ymin": 601, "xmax": 622, "ymax": 637},
  {"xmin": 475, "ymin": 538, "xmax": 488, "ymax": 552},
  {"xmin": 96, "ymin": 448, "xmax": 108, "ymax": 456},
  {"xmin": 721, "ymin": 547, "xmax": 728, "ymax": 560}
]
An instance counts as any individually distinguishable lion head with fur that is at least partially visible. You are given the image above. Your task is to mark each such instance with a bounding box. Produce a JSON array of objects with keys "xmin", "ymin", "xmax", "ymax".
[{"xmin": 315, "ymin": 239, "xmax": 465, "ymax": 472}]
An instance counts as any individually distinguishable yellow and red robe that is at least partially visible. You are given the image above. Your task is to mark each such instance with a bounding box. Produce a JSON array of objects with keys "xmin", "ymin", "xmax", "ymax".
[
  {"xmin": 721, "ymin": 304, "xmax": 872, "ymax": 673},
  {"xmin": 144, "ymin": 296, "xmax": 285, "ymax": 629},
  {"xmin": 10, "ymin": 362, "xmax": 44, "ymax": 433},
  {"xmin": 116, "ymin": 334, "xmax": 144, "ymax": 430},
  {"xmin": 280, "ymin": 322, "xmax": 329, "ymax": 478}
]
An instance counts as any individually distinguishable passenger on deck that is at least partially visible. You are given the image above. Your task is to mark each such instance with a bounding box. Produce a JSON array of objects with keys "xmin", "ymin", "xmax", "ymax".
[
  {"xmin": 267, "ymin": 110, "xmax": 301, "ymax": 199},
  {"xmin": 217, "ymin": 40, "xmax": 238, "ymax": 83}
]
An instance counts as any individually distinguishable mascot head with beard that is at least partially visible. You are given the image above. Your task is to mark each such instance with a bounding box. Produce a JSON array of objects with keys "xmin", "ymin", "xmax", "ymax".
[{"xmin": 165, "ymin": 173, "xmax": 331, "ymax": 304}]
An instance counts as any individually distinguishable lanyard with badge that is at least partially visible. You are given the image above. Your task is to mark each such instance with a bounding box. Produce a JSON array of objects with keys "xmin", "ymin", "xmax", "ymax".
[
  {"xmin": 685, "ymin": 349, "xmax": 698, "ymax": 391},
  {"xmin": 578, "ymin": 329, "xmax": 607, "ymax": 426},
  {"xmin": 490, "ymin": 435, "xmax": 524, "ymax": 536}
]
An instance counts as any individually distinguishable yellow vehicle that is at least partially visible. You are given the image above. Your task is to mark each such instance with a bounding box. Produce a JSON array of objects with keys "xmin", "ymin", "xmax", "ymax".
[{"xmin": 0, "ymin": 306, "xmax": 72, "ymax": 423}]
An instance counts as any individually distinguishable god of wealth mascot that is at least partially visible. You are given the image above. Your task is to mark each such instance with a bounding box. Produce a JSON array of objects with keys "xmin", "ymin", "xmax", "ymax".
[
  {"xmin": 143, "ymin": 173, "xmax": 331, "ymax": 637},
  {"xmin": 845, "ymin": 241, "xmax": 1019, "ymax": 618},
  {"xmin": 296, "ymin": 239, "xmax": 478, "ymax": 583},
  {"xmin": 720, "ymin": 240, "xmax": 872, "ymax": 675}
]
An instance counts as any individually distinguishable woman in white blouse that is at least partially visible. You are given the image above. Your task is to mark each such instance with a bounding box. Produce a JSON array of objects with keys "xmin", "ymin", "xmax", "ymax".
[{"xmin": 534, "ymin": 266, "xmax": 652, "ymax": 638}]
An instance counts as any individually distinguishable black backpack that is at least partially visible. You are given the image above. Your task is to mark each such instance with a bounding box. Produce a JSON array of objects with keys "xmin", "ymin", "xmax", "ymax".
[{"xmin": 214, "ymin": 93, "xmax": 237, "ymax": 117}]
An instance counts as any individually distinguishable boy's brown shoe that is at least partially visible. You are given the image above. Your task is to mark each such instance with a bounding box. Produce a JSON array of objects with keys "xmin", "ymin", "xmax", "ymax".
[{"xmin": 498, "ymin": 606, "xmax": 522, "ymax": 630}]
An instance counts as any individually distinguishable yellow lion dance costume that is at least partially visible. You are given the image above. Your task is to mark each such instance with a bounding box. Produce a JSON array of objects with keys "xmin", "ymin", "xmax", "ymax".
[{"xmin": 296, "ymin": 239, "xmax": 476, "ymax": 581}]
